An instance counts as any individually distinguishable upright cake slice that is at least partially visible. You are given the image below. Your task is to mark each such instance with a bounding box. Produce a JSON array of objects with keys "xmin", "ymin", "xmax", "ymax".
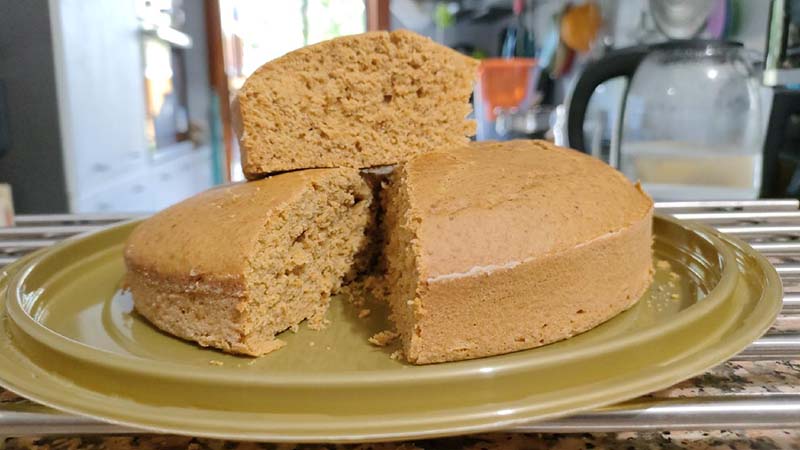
[
  {"xmin": 383, "ymin": 140, "xmax": 654, "ymax": 364},
  {"xmin": 124, "ymin": 169, "xmax": 374, "ymax": 356},
  {"xmin": 233, "ymin": 29, "xmax": 479, "ymax": 178}
]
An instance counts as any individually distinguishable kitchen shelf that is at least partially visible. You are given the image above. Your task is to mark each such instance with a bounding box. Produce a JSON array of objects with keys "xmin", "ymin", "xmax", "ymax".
[{"xmin": 0, "ymin": 200, "xmax": 798, "ymax": 435}]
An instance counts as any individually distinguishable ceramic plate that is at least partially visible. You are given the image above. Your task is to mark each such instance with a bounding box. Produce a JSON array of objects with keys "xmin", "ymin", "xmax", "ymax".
[{"xmin": 0, "ymin": 215, "xmax": 782, "ymax": 442}]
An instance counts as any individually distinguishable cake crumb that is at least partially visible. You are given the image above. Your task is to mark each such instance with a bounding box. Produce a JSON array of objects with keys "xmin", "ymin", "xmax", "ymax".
[
  {"xmin": 309, "ymin": 341, "xmax": 316, "ymax": 347},
  {"xmin": 307, "ymin": 317, "xmax": 330, "ymax": 330},
  {"xmin": 669, "ymin": 271, "xmax": 680, "ymax": 280},
  {"xmin": 326, "ymin": 345, "xmax": 332, "ymax": 351},
  {"xmin": 656, "ymin": 260, "xmax": 672, "ymax": 270},
  {"xmin": 340, "ymin": 274, "xmax": 388, "ymax": 309},
  {"xmin": 363, "ymin": 273, "xmax": 389, "ymax": 300},
  {"xmin": 339, "ymin": 282, "xmax": 365, "ymax": 307},
  {"xmin": 671, "ymin": 293, "xmax": 680, "ymax": 299},
  {"xmin": 390, "ymin": 349, "xmax": 405, "ymax": 360},
  {"xmin": 209, "ymin": 360, "xmax": 224, "ymax": 366},
  {"xmin": 358, "ymin": 308, "xmax": 371, "ymax": 318},
  {"xmin": 369, "ymin": 330, "xmax": 399, "ymax": 347},
  {"xmin": 290, "ymin": 324, "xmax": 300, "ymax": 333}
]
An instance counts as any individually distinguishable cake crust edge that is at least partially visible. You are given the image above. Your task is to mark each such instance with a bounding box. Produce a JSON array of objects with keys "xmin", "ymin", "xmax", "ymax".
[{"xmin": 403, "ymin": 207, "xmax": 654, "ymax": 365}]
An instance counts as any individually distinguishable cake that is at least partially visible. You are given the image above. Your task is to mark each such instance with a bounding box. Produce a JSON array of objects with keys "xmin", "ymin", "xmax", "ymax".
[
  {"xmin": 382, "ymin": 140, "xmax": 654, "ymax": 364},
  {"xmin": 232, "ymin": 29, "xmax": 479, "ymax": 179},
  {"xmin": 124, "ymin": 168, "xmax": 374, "ymax": 356},
  {"xmin": 125, "ymin": 141, "xmax": 654, "ymax": 362},
  {"xmin": 126, "ymin": 32, "xmax": 654, "ymax": 363}
]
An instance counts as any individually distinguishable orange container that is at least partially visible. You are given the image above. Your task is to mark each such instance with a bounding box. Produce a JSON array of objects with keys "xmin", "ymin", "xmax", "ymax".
[{"xmin": 476, "ymin": 58, "xmax": 538, "ymax": 122}]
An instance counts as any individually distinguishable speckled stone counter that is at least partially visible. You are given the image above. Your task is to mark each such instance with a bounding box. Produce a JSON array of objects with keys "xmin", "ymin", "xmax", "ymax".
[
  {"xmin": 3, "ymin": 359, "xmax": 799, "ymax": 449},
  {"xmin": 4, "ymin": 430, "xmax": 800, "ymax": 449}
]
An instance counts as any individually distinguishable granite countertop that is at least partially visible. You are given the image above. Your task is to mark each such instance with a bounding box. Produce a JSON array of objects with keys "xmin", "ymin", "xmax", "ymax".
[
  {"xmin": 3, "ymin": 358, "xmax": 799, "ymax": 450},
  {"xmin": 4, "ymin": 429, "xmax": 800, "ymax": 449}
]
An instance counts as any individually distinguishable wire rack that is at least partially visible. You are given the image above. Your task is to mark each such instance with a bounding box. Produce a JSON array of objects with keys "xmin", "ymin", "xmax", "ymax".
[{"xmin": 0, "ymin": 201, "xmax": 798, "ymax": 436}]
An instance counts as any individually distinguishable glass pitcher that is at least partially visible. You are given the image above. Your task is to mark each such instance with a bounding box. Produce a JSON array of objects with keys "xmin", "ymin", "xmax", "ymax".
[{"xmin": 567, "ymin": 41, "xmax": 764, "ymax": 200}]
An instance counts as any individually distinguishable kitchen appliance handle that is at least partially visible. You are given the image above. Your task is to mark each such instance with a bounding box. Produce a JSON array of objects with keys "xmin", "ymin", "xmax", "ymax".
[
  {"xmin": 566, "ymin": 46, "xmax": 650, "ymax": 152},
  {"xmin": 761, "ymin": 88, "xmax": 800, "ymax": 197}
]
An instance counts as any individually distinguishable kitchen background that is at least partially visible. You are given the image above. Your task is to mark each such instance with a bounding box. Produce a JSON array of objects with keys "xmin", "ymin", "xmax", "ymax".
[{"xmin": 0, "ymin": 0, "xmax": 798, "ymax": 215}]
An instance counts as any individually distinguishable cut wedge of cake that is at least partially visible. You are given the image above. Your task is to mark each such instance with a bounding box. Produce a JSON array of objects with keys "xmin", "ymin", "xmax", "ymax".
[
  {"xmin": 233, "ymin": 29, "xmax": 479, "ymax": 178},
  {"xmin": 124, "ymin": 168, "xmax": 374, "ymax": 356},
  {"xmin": 382, "ymin": 140, "xmax": 654, "ymax": 364}
]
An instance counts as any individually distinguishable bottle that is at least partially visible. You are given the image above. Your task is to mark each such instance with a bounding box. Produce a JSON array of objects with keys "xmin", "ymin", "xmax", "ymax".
[{"xmin": 501, "ymin": 0, "xmax": 535, "ymax": 58}]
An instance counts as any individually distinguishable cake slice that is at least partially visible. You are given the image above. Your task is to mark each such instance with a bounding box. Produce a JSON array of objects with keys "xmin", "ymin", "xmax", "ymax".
[
  {"xmin": 233, "ymin": 29, "xmax": 479, "ymax": 178},
  {"xmin": 124, "ymin": 169, "xmax": 374, "ymax": 356},
  {"xmin": 382, "ymin": 140, "xmax": 654, "ymax": 364}
]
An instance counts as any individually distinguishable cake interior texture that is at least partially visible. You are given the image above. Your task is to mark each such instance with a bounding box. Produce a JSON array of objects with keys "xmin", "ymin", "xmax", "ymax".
[
  {"xmin": 381, "ymin": 141, "xmax": 654, "ymax": 364},
  {"xmin": 125, "ymin": 169, "xmax": 374, "ymax": 356},
  {"xmin": 126, "ymin": 142, "xmax": 653, "ymax": 363},
  {"xmin": 380, "ymin": 164, "xmax": 421, "ymax": 358},
  {"xmin": 235, "ymin": 29, "xmax": 479, "ymax": 177},
  {"xmin": 241, "ymin": 173, "xmax": 373, "ymax": 341}
]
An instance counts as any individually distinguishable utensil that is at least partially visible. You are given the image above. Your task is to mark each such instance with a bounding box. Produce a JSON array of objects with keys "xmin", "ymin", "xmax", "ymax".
[
  {"xmin": 560, "ymin": 1, "xmax": 602, "ymax": 53},
  {"xmin": 704, "ymin": 0, "xmax": 729, "ymax": 39},
  {"xmin": 649, "ymin": 0, "xmax": 716, "ymax": 39}
]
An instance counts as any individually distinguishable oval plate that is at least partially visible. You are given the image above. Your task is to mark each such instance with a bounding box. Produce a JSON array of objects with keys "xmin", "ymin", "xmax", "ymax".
[{"xmin": 0, "ymin": 215, "xmax": 782, "ymax": 443}]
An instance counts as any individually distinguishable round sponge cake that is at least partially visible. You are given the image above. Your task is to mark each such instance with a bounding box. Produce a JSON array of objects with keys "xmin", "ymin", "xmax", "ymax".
[
  {"xmin": 382, "ymin": 140, "xmax": 654, "ymax": 364},
  {"xmin": 124, "ymin": 168, "xmax": 374, "ymax": 356}
]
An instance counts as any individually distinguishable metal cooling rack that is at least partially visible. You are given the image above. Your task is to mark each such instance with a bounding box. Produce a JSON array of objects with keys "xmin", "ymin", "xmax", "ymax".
[{"xmin": 0, "ymin": 201, "xmax": 798, "ymax": 435}]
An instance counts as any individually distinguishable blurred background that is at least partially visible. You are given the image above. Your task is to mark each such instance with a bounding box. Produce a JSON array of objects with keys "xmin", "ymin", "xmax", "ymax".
[{"xmin": 0, "ymin": 0, "xmax": 798, "ymax": 216}]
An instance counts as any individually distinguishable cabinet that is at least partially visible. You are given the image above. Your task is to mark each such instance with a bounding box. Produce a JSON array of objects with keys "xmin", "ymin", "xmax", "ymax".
[
  {"xmin": 73, "ymin": 177, "xmax": 153, "ymax": 214},
  {"xmin": 51, "ymin": 0, "xmax": 150, "ymax": 197},
  {"xmin": 0, "ymin": 0, "xmax": 216, "ymax": 213},
  {"xmin": 73, "ymin": 146, "xmax": 212, "ymax": 214},
  {"xmin": 48, "ymin": 0, "xmax": 215, "ymax": 213},
  {"xmin": 151, "ymin": 147, "xmax": 213, "ymax": 211}
]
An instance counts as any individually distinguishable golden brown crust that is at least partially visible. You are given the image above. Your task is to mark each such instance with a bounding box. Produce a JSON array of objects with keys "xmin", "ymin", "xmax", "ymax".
[
  {"xmin": 124, "ymin": 169, "xmax": 340, "ymax": 290},
  {"xmin": 126, "ymin": 271, "xmax": 278, "ymax": 356},
  {"xmin": 406, "ymin": 210, "xmax": 653, "ymax": 364},
  {"xmin": 406, "ymin": 140, "xmax": 654, "ymax": 278},
  {"xmin": 124, "ymin": 168, "xmax": 374, "ymax": 356},
  {"xmin": 384, "ymin": 140, "xmax": 654, "ymax": 364}
]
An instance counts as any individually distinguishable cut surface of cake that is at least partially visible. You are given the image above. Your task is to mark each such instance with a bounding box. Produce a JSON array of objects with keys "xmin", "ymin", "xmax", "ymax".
[
  {"xmin": 124, "ymin": 169, "xmax": 373, "ymax": 356},
  {"xmin": 382, "ymin": 140, "xmax": 654, "ymax": 364},
  {"xmin": 233, "ymin": 29, "xmax": 479, "ymax": 178}
]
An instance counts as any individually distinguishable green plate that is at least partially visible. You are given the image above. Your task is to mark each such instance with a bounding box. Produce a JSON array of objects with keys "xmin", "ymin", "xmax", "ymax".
[{"xmin": 0, "ymin": 216, "xmax": 782, "ymax": 443}]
